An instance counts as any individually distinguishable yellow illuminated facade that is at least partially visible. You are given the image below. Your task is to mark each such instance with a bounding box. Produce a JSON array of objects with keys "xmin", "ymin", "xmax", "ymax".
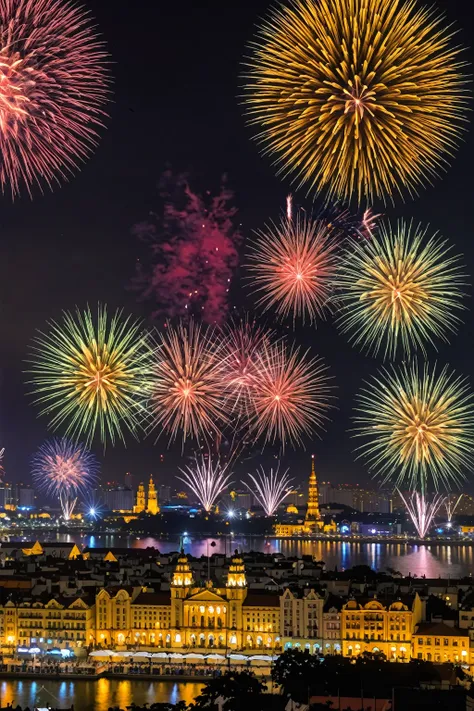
[
  {"xmin": 341, "ymin": 597, "xmax": 422, "ymax": 661},
  {"xmin": 1, "ymin": 597, "xmax": 95, "ymax": 651},
  {"xmin": 413, "ymin": 623, "xmax": 469, "ymax": 664},
  {"xmin": 93, "ymin": 551, "xmax": 281, "ymax": 652}
]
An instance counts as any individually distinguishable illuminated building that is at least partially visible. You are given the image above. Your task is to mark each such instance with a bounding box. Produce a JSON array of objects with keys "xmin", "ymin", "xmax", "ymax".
[
  {"xmin": 341, "ymin": 596, "xmax": 422, "ymax": 660},
  {"xmin": 323, "ymin": 596, "xmax": 342, "ymax": 654},
  {"xmin": 280, "ymin": 588, "xmax": 323, "ymax": 652},
  {"xmin": 93, "ymin": 552, "xmax": 281, "ymax": 652},
  {"xmin": 413, "ymin": 622, "xmax": 469, "ymax": 663},
  {"xmin": 1, "ymin": 596, "xmax": 95, "ymax": 652},
  {"xmin": 133, "ymin": 483, "xmax": 146, "ymax": 514},
  {"xmin": 147, "ymin": 476, "xmax": 160, "ymax": 515}
]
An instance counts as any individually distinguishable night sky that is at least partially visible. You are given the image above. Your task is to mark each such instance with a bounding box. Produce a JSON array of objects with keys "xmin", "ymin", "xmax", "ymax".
[{"xmin": 1, "ymin": 0, "xmax": 474, "ymax": 492}]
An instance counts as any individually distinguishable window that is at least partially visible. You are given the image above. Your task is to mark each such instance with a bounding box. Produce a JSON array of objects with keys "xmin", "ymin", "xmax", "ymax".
[
  {"xmin": 444, "ymin": 638, "xmax": 449, "ymax": 646},
  {"xmin": 418, "ymin": 639, "xmax": 423, "ymax": 645}
]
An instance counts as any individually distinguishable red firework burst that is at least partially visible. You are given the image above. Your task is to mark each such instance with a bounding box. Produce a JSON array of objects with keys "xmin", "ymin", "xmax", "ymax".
[
  {"xmin": 219, "ymin": 317, "xmax": 275, "ymax": 417},
  {"xmin": 247, "ymin": 213, "xmax": 339, "ymax": 325},
  {"xmin": 250, "ymin": 340, "xmax": 333, "ymax": 448},
  {"xmin": 150, "ymin": 321, "xmax": 228, "ymax": 444},
  {"xmin": 0, "ymin": 0, "xmax": 110, "ymax": 197}
]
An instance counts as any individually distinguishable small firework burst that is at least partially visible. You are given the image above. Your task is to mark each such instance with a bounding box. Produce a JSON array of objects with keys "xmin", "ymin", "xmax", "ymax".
[
  {"xmin": 243, "ymin": 0, "xmax": 468, "ymax": 205},
  {"xmin": 247, "ymin": 213, "xmax": 338, "ymax": 325},
  {"xmin": 336, "ymin": 221, "xmax": 465, "ymax": 359},
  {"xmin": 178, "ymin": 455, "xmax": 233, "ymax": 512},
  {"xmin": 0, "ymin": 0, "xmax": 111, "ymax": 197},
  {"xmin": 28, "ymin": 305, "xmax": 152, "ymax": 446},
  {"xmin": 354, "ymin": 361, "xmax": 474, "ymax": 492},
  {"xmin": 250, "ymin": 339, "xmax": 333, "ymax": 448},
  {"xmin": 399, "ymin": 490, "xmax": 445, "ymax": 539},
  {"xmin": 243, "ymin": 464, "xmax": 294, "ymax": 516},
  {"xmin": 150, "ymin": 320, "xmax": 228, "ymax": 444},
  {"xmin": 32, "ymin": 437, "xmax": 99, "ymax": 520}
]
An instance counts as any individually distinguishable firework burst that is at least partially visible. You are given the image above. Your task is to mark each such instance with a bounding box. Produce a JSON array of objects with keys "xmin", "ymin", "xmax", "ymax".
[
  {"xmin": 247, "ymin": 213, "xmax": 338, "ymax": 325},
  {"xmin": 243, "ymin": 0, "xmax": 468, "ymax": 205},
  {"xmin": 251, "ymin": 339, "xmax": 333, "ymax": 448},
  {"xmin": 445, "ymin": 494, "xmax": 463, "ymax": 523},
  {"xmin": 178, "ymin": 455, "xmax": 233, "ymax": 512},
  {"xmin": 28, "ymin": 305, "xmax": 152, "ymax": 447},
  {"xmin": 243, "ymin": 465, "xmax": 294, "ymax": 516},
  {"xmin": 32, "ymin": 438, "xmax": 99, "ymax": 520},
  {"xmin": 150, "ymin": 321, "xmax": 228, "ymax": 444},
  {"xmin": 336, "ymin": 220, "xmax": 465, "ymax": 359},
  {"xmin": 0, "ymin": 0, "xmax": 110, "ymax": 198},
  {"xmin": 354, "ymin": 361, "xmax": 474, "ymax": 492},
  {"xmin": 219, "ymin": 317, "xmax": 274, "ymax": 418},
  {"xmin": 399, "ymin": 490, "xmax": 445, "ymax": 539}
]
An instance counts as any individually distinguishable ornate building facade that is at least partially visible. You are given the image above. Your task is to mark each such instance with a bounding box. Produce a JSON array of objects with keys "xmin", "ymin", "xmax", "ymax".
[
  {"xmin": 341, "ymin": 595, "xmax": 423, "ymax": 661},
  {"xmin": 94, "ymin": 551, "xmax": 281, "ymax": 652}
]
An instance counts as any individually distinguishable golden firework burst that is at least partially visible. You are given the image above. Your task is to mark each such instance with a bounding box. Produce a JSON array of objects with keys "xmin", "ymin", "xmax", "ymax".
[
  {"xmin": 28, "ymin": 305, "xmax": 152, "ymax": 446},
  {"xmin": 336, "ymin": 220, "xmax": 465, "ymax": 358},
  {"xmin": 354, "ymin": 361, "xmax": 474, "ymax": 492},
  {"xmin": 243, "ymin": 0, "xmax": 469, "ymax": 205}
]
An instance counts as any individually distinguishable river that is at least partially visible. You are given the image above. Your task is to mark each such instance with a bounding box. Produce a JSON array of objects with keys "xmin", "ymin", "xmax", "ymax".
[
  {"xmin": 0, "ymin": 678, "xmax": 204, "ymax": 710},
  {"xmin": 5, "ymin": 532, "xmax": 474, "ymax": 578}
]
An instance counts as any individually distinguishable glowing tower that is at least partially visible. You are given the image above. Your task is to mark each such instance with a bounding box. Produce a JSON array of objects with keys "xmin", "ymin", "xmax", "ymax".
[
  {"xmin": 147, "ymin": 476, "xmax": 160, "ymax": 515},
  {"xmin": 304, "ymin": 455, "xmax": 323, "ymax": 530},
  {"xmin": 134, "ymin": 483, "xmax": 146, "ymax": 514}
]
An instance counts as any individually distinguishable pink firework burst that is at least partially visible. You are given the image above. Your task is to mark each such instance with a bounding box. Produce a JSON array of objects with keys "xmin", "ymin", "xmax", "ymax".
[
  {"xmin": 250, "ymin": 339, "xmax": 333, "ymax": 448},
  {"xmin": 0, "ymin": 0, "xmax": 110, "ymax": 197},
  {"xmin": 150, "ymin": 320, "xmax": 228, "ymax": 444},
  {"xmin": 219, "ymin": 317, "xmax": 275, "ymax": 417},
  {"xmin": 247, "ymin": 213, "xmax": 338, "ymax": 325}
]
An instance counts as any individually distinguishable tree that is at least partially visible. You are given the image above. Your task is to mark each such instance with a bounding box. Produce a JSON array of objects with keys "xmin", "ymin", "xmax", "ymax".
[
  {"xmin": 272, "ymin": 648, "xmax": 321, "ymax": 704},
  {"xmin": 189, "ymin": 670, "xmax": 266, "ymax": 711}
]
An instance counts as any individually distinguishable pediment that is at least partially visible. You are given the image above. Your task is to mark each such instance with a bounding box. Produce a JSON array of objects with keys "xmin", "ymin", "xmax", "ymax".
[{"xmin": 186, "ymin": 590, "xmax": 226, "ymax": 603}]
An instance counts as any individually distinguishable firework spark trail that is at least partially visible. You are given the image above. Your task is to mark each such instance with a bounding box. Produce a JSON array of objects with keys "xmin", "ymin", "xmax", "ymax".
[
  {"xmin": 150, "ymin": 320, "xmax": 228, "ymax": 444},
  {"xmin": 243, "ymin": 0, "xmax": 469, "ymax": 205},
  {"xmin": 247, "ymin": 213, "xmax": 339, "ymax": 325},
  {"xmin": 178, "ymin": 455, "xmax": 233, "ymax": 512},
  {"xmin": 445, "ymin": 494, "xmax": 463, "ymax": 523},
  {"xmin": 243, "ymin": 465, "xmax": 294, "ymax": 516},
  {"xmin": 336, "ymin": 220, "xmax": 465, "ymax": 359},
  {"xmin": 354, "ymin": 361, "xmax": 474, "ymax": 493},
  {"xmin": 0, "ymin": 0, "xmax": 110, "ymax": 197},
  {"xmin": 399, "ymin": 490, "xmax": 445, "ymax": 539},
  {"xmin": 28, "ymin": 305, "xmax": 152, "ymax": 447},
  {"xmin": 219, "ymin": 317, "xmax": 275, "ymax": 418},
  {"xmin": 250, "ymin": 339, "xmax": 333, "ymax": 449},
  {"xmin": 32, "ymin": 438, "xmax": 99, "ymax": 520},
  {"xmin": 286, "ymin": 194, "xmax": 293, "ymax": 222},
  {"xmin": 133, "ymin": 172, "xmax": 241, "ymax": 325}
]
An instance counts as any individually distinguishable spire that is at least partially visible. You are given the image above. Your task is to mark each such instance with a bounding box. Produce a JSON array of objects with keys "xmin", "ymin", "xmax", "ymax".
[
  {"xmin": 147, "ymin": 475, "xmax": 160, "ymax": 515},
  {"xmin": 305, "ymin": 454, "xmax": 321, "ymax": 523}
]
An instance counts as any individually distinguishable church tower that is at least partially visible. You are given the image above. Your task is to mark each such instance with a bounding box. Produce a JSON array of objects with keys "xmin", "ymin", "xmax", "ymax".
[
  {"xmin": 171, "ymin": 550, "xmax": 194, "ymax": 629},
  {"xmin": 133, "ymin": 483, "xmax": 146, "ymax": 514},
  {"xmin": 226, "ymin": 550, "xmax": 247, "ymax": 592},
  {"xmin": 305, "ymin": 455, "xmax": 322, "ymax": 528},
  {"xmin": 147, "ymin": 476, "xmax": 160, "ymax": 515}
]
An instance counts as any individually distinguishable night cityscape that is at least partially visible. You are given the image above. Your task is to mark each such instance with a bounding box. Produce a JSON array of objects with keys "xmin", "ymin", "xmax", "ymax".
[{"xmin": 1, "ymin": 0, "xmax": 474, "ymax": 709}]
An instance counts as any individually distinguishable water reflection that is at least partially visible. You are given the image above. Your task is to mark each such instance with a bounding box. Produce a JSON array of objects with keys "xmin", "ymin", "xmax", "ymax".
[
  {"xmin": 6, "ymin": 532, "xmax": 474, "ymax": 577},
  {"xmin": 1, "ymin": 679, "xmax": 205, "ymax": 711}
]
